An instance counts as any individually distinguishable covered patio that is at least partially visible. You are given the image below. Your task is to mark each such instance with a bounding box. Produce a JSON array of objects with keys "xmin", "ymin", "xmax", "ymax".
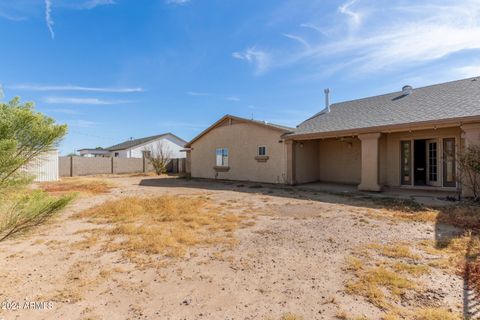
[{"xmin": 285, "ymin": 124, "xmax": 480, "ymax": 197}]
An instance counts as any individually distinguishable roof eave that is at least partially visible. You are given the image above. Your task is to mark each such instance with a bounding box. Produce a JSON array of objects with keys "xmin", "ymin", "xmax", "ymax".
[{"xmin": 285, "ymin": 115, "xmax": 480, "ymax": 140}]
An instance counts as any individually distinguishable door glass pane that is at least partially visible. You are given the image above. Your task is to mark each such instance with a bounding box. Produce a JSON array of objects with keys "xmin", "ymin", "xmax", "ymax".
[
  {"xmin": 443, "ymin": 138, "xmax": 456, "ymax": 187},
  {"xmin": 428, "ymin": 142, "xmax": 438, "ymax": 182},
  {"xmin": 401, "ymin": 141, "xmax": 411, "ymax": 185}
]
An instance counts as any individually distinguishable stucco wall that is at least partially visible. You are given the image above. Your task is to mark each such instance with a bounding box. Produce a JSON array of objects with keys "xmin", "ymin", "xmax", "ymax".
[
  {"xmin": 383, "ymin": 127, "xmax": 462, "ymax": 187},
  {"xmin": 72, "ymin": 157, "xmax": 113, "ymax": 176},
  {"xmin": 59, "ymin": 157, "xmax": 183, "ymax": 176},
  {"xmin": 318, "ymin": 137, "xmax": 362, "ymax": 184},
  {"xmin": 190, "ymin": 121, "xmax": 287, "ymax": 183},
  {"xmin": 295, "ymin": 140, "xmax": 319, "ymax": 184}
]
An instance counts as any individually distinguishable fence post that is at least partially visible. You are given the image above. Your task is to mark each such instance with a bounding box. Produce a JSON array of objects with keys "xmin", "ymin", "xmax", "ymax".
[
  {"xmin": 111, "ymin": 157, "xmax": 114, "ymax": 174},
  {"xmin": 143, "ymin": 157, "xmax": 146, "ymax": 173},
  {"xmin": 70, "ymin": 156, "xmax": 73, "ymax": 177}
]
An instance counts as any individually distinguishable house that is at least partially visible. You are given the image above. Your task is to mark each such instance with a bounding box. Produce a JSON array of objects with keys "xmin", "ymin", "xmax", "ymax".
[
  {"xmin": 186, "ymin": 77, "xmax": 480, "ymax": 196},
  {"xmin": 80, "ymin": 133, "xmax": 187, "ymax": 159},
  {"xmin": 78, "ymin": 147, "xmax": 110, "ymax": 157},
  {"xmin": 185, "ymin": 115, "xmax": 293, "ymax": 184}
]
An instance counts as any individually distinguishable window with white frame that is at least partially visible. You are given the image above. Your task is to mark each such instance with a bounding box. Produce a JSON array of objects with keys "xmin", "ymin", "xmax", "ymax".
[
  {"xmin": 258, "ymin": 145, "xmax": 267, "ymax": 156},
  {"xmin": 216, "ymin": 148, "xmax": 229, "ymax": 167}
]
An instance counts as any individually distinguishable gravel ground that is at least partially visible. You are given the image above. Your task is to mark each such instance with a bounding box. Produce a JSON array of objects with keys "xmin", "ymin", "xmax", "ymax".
[{"xmin": 0, "ymin": 176, "xmax": 465, "ymax": 320}]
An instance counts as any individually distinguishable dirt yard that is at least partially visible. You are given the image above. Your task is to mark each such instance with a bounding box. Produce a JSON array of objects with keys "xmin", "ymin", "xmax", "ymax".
[{"xmin": 0, "ymin": 175, "xmax": 472, "ymax": 320}]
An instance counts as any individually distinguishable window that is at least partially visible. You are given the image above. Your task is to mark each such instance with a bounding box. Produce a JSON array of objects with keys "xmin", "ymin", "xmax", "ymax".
[
  {"xmin": 258, "ymin": 146, "xmax": 267, "ymax": 156},
  {"xmin": 400, "ymin": 141, "xmax": 411, "ymax": 185},
  {"xmin": 428, "ymin": 141, "xmax": 438, "ymax": 182},
  {"xmin": 114, "ymin": 152, "xmax": 119, "ymax": 157},
  {"xmin": 216, "ymin": 148, "xmax": 229, "ymax": 167},
  {"xmin": 443, "ymin": 138, "xmax": 456, "ymax": 187}
]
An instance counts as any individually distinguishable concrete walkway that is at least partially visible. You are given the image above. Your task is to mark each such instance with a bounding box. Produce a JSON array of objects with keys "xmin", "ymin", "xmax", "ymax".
[{"xmin": 297, "ymin": 182, "xmax": 459, "ymax": 207}]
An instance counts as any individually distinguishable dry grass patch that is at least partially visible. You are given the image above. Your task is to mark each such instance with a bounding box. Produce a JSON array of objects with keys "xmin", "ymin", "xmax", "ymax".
[
  {"xmin": 419, "ymin": 232, "xmax": 480, "ymax": 297},
  {"xmin": 366, "ymin": 243, "xmax": 421, "ymax": 260},
  {"xmin": 365, "ymin": 202, "xmax": 480, "ymax": 229},
  {"xmin": 346, "ymin": 238, "xmax": 467, "ymax": 318},
  {"xmin": 346, "ymin": 265, "xmax": 416, "ymax": 309},
  {"xmin": 412, "ymin": 308, "xmax": 463, "ymax": 320},
  {"xmin": 76, "ymin": 195, "xmax": 248, "ymax": 265},
  {"xmin": 275, "ymin": 313, "xmax": 303, "ymax": 320},
  {"xmin": 39, "ymin": 177, "xmax": 113, "ymax": 195},
  {"xmin": 345, "ymin": 242, "xmax": 433, "ymax": 313}
]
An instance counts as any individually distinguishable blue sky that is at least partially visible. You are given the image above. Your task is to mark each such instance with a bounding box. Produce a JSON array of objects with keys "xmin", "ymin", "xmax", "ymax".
[{"xmin": 1, "ymin": 0, "xmax": 480, "ymax": 155}]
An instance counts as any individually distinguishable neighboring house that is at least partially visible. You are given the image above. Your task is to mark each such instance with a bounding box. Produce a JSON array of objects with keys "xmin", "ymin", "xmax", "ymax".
[
  {"xmin": 80, "ymin": 133, "xmax": 187, "ymax": 159},
  {"xmin": 78, "ymin": 148, "xmax": 110, "ymax": 157},
  {"xmin": 186, "ymin": 77, "xmax": 480, "ymax": 196},
  {"xmin": 24, "ymin": 150, "xmax": 59, "ymax": 182},
  {"xmin": 185, "ymin": 115, "xmax": 294, "ymax": 184}
]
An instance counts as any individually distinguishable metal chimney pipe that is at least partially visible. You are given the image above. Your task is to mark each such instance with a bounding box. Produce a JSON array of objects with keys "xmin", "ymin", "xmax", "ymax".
[{"xmin": 324, "ymin": 88, "xmax": 330, "ymax": 112}]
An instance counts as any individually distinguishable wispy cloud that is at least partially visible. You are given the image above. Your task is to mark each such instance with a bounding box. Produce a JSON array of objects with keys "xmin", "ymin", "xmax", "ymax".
[
  {"xmin": 186, "ymin": 91, "xmax": 241, "ymax": 102},
  {"xmin": 77, "ymin": 0, "xmax": 115, "ymax": 10},
  {"xmin": 165, "ymin": 0, "xmax": 190, "ymax": 5},
  {"xmin": 43, "ymin": 96, "xmax": 131, "ymax": 105},
  {"xmin": 45, "ymin": 108, "xmax": 83, "ymax": 115},
  {"xmin": 0, "ymin": 11, "xmax": 27, "ymax": 21},
  {"xmin": 299, "ymin": 23, "xmax": 327, "ymax": 35},
  {"xmin": 247, "ymin": 0, "xmax": 480, "ymax": 76},
  {"xmin": 186, "ymin": 91, "xmax": 211, "ymax": 96},
  {"xmin": 42, "ymin": 0, "xmax": 115, "ymax": 39},
  {"xmin": 232, "ymin": 47, "xmax": 271, "ymax": 75},
  {"xmin": 453, "ymin": 64, "xmax": 480, "ymax": 78},
  {"xmin": 45, "ymin": 0, "xmax": 54, "ymax": 39},
  {"xmin": 225, "ymin": 96, "xmax": 240, "ymax": 102},
  {"xmin": 64, "ymin": 119, "xmax": 98, "ymax": 128},
  {"xmin": 9, "ymin": 84, "xmax": 144, "ymax": 93},
  {"xmin": 338, "ymin": 0, "xmax": 362, "ymax": 28},
  {"xmin": 282, "ymin": 33, "xmax": 310, "ymax": 49}
]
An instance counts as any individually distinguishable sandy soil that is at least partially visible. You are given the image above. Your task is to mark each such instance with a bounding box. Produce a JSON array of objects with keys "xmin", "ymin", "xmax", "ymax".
[{"xmin": 0, "ymin": 176, "xmax": 465, "ymax": 320}]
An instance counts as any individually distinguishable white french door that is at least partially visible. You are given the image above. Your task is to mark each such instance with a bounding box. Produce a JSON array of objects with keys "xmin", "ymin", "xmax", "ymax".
[{"xmin": 426, "ymin": 139, "xmax": 440, "ymax": 187}]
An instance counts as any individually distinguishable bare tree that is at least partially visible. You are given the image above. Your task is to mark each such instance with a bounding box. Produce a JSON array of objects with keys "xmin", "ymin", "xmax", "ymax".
[
  {"xmin": 143, "ymin": 141, "xmax": 173, "ymax": 175},
  {"xmin": 458, "ymin": 144, "xmax": 480, "ymax": 201}
]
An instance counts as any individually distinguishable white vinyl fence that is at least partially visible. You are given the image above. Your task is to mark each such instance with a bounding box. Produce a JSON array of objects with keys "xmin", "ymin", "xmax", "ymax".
[{"xmin": 24, "ymin": 150, "xmax": 59, "ymax": 182}]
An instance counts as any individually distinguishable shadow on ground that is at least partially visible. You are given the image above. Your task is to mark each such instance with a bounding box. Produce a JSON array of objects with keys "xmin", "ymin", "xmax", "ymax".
[
  {"xmin": 140, "ymin": 177, "xmax": 434, "ymax": 212},
  {"xmin": 141, "ymin": 176, "xmax": 480, "ymax": 317},
  {"xmin": 435, "ymin": 207, "xmax": 480, "ymax": 319}
]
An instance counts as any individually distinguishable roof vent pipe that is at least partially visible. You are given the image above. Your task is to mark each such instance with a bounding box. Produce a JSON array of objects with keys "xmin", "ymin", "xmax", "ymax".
[
  {"xmin": 324, "ymin": 88, "xmax": 330, "ymax": 112},
  {"xmin": 402, "ymin": 85, "xmax": 413, "ymax": 95}
]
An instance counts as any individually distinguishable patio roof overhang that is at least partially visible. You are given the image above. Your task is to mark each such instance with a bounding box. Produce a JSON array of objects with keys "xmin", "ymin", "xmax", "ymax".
[{"xmin": 283, "ymin": 115, "xmax": 480, "ymax": 141}]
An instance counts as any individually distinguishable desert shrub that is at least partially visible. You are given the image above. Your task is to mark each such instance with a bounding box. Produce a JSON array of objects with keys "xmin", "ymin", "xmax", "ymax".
[
  {"xmin": 143, "ymin": 141, "xmax": 172, "ymax": 175},
  {"xmin": 458, "ymin": 145, "xmax": 480, "ymax": 201},
  {"xmin": 0, "ymin": 98, "xmax": 71, "ymax": 241}
]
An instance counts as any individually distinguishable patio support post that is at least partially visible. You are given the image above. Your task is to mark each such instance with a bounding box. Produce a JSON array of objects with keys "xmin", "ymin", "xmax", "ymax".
[
  {"xmin": 185, "ymin": 150, "xmax": 192, "ymax": 177},
  {"xmin": 285, "ymin": 140, "xmax": 296, "ymax": 185},
  {"xmin": 461, "ymin": 123, "xmax": 480, "ymax": 197},
  {"xmin": 358, "ymin": 133, "xmax": 382, "ymax": 192}
]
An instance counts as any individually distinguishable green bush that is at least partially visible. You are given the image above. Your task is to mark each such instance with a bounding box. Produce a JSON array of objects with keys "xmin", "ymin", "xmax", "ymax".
[{"xmin": 0, "ymin": 97, "xmax": 71, "ymax": 241}]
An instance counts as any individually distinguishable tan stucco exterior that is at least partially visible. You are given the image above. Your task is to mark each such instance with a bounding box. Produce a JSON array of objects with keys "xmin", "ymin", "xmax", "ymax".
[
  {"xmin": 189, "ymin": 118, "xmax": 288, "ymax": 184},
  {"xmin": 187, "ymin": 112, "xmax": 480, "ymax": 197},
  {"xmin": 288, "ymin": 123, "xmax": 480, "ymax": 194}
]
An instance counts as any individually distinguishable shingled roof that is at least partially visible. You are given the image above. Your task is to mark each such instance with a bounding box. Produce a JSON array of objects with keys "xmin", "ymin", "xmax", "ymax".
[
  {"xmin": 107, "ymin": 133, "xmax": 187, "ymax": 151},
  {"xmin": 290, "ymin": 76, "xmax": 480, "ymax": 138}
]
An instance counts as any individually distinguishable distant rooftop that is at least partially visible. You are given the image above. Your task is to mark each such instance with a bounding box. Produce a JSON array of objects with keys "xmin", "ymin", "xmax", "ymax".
[{"xmin": 107, "ymin": 133, "xmax": 187, "ymax": 151}]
